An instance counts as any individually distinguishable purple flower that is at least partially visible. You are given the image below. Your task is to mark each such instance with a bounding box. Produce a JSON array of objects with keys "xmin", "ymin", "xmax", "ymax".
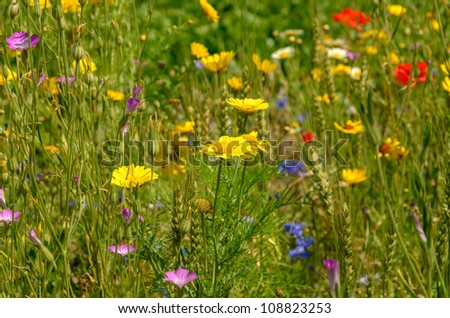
[
  {"xmin": 57, "ymin": 76, "xmax": 75, "ymax": 84},
  {"xmin": 74, "ymin": 174, "xmax": 79, "ymax": 183},
  {"xmin": 107, "ymin": 245, "xmax": 135, "ymax": 257},
  {"xmin": 37, "ymin": 74, "xmax": 46, "ymax": 87},
  {"xmin": 122, "ymin": 207, "xmax": 133, "ymax": 224},
  {"xmin": 323, "ymin": 259, "xmax": 340, "ymax": 292},
  {"xmin": 164, "ymin": 267, "xmax": 197, "ymax": 289},
  {"xmin": 0, "ymin": 188, "xmax": 5, "ymax": 206},
  {"xmin": 285, "ymin": 222, "xmax": 313, "ymax": 259},
  {"xmin": 138, "ymin": 214, "xmax": 144, "ymax": 223},
  {"xmin": 132, "ymin": 86, "xmax": 143, "ymax": 99},
  {"xmin": 28, "ymin": 229, "xmax": 42, "ymax": 246},
  {"xmin": 410, "ymin": 212, "xmax": 427, "ymax": 243},
  {"xmin": 6, "ymin": 31, "xmax": 40, "ymax": 51},
  {"xmin": 126, "ymin": 98, "xmax": 140, "ymax": 114},
  {"xmin": 0, "ymin": 209, "xmax": 21, "ymax": 225},
  {"xmin": 195, "ymin": 59, "xmax": 204, "ymax": 70},
  {"xmin": 346, "ymin": 51, "xmax": 361, "ymax": 60}
]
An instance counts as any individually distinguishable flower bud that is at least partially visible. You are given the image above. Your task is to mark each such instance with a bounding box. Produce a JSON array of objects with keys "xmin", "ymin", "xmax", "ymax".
[
  {"xmin": 28, "ymin": 229, "xmax": 42, "ymax": 246},
  {"xmin": 8, "ymin": 1, "xmax": 20, "ymax": 18},
  {"xmin": 71, "ymin": 44, "xmax": 85, "ymax": 62}
]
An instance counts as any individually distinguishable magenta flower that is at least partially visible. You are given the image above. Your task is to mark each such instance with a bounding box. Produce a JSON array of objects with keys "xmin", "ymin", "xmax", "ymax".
[
  {"xmin": 0, "ymin": 188, "xmax": 5, "ymax": 206},
  {"xmin": 132, "ymin": 86, "xmax": 143, "ymax": 98},
  {"xmin": 126, "ymin": 98, "xmax": 140, "ymax": 114},
  {"xmin": 6, "ymin": 31, "xmax": 40, "ymax": 51},
  {"xmin": 37, "ymin": 74, "xmax": 47, "ymax": 87},
  {"xmin": 28, "ymin": 229, "xmax": 42, "ymax": 246},
  {"xmin": 323, "ymin": 259, "xmax": 340, "ymax": 292},
  {"xmin": 122, "ymin": 207, "xmax": 132, "ymax": 224},
  {"xmin": 107, "ymin": 245, "xmax": 135, "ymax": 257},
  {"xmin": 164, "ymin": 267, "xmax": 197, "ymax": 289},
  {"xmin": 0, "ymin": 209, "xmax": 21, "ymax": 225},
  {"xmin": 57, "ymin": 76, "xmax": 75, "ymax": 84},
  {"xmin": 138, "ymin": 214, "xmax": 144, "ymax": 223}
]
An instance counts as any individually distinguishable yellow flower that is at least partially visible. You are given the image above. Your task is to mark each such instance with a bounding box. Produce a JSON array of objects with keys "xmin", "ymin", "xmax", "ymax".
[
  {"xmin": 442, "ymin": 77, "xmax": 450, "ymax": 94},
  {"xmin": 316, "ymin": 94, "xmax": 331, "ymax": 104},
  {"xmin": 240, "ymin": 131, "xmax": 270, "ymax": 152},
  {"xmin": 388, "ymin": 52, "xmax": 400, "ymax": 65},
  {"xmin": 360, "ymin": 29, "xmax": 388, "ymax": 40},
  {"xmin": 201, "ymin": 51, "xmax": 234, "ymax": 72},
  {"xmin": 200, "ymin": 0, "xmax": 219, "ymax": 23},
  {"xmin": 190, "ymin": 42, "xmax": 209, "ymax": 59},
  {"xmin": 252, "ymin": 54, "xmax": 277, "ymax": 74},
  {"xmin": 44, "ymin": 145, "xmax": 59, "ymax": 153},
  {"xmin": 201, "ymin": 136, "xmax": 256, "ymax": 159},
  {"xmin": 227, "ymin": 98, "xmax": 269, "ymax": 115},
  {"xmin": 311, "ymin": 68, "xmax": 322, "ymax": 81},
  {"xmin": 366, "ymin": 46, "xmax": 378, "ymax": 55},
  {"xmin": 41, "ymin": 77, "xmax": 59, "ymax": 95},
  {"xmin": 440, "ymin": 62, "xmax": 450, "ymax": 75},
  {"xmin": 378, "ymin": 137, "xmax": 409, "ymax": 162},
  {"xmin": 334, "ymin": 120, "xmax": 364, "ymax": 134},
  {"xmin": 61, "ymin": 0, "xmax": 81, "ymax": 13},
  {"xmin": 73, "ymin": 57, "xmax": 97, "ymax": 74},
  {"xmin": 107, "ymin": 90, "xmax": 124, "ymax": 101},
  {"xmin": 172, "ymin": 121, "xmax": 195, "ymax": 134},
  {"xmin": 0, "ymin": 69, "xmax": 16, "ymax": 85},
  {"xmin": 30, "ymin": 0, "xmax": 51, "ymax": 8},
  {"xmin": 386, "ymin": 4, "xmax": 407, "ymax": 16},
  {"xmin": 342, "ymin": 169, "xmax": 367, "ymax": 185},
  {"xmin": 331, "ymin": 64, "xmax": 351, "ymax": 75},
  {"xmin": 271, "ymin": 46, "xmax": 294, "ymax": 60},
  {"xmin": 111, "ymin": 164, "xmax": 159, "ymax": 189},
  {"xmin": 431, "ymin": 19, "xmax": 439, "ymax": 31},
  {"xmin": 227, "ymin": 76, "xmax": 243, "ymax": 91}
]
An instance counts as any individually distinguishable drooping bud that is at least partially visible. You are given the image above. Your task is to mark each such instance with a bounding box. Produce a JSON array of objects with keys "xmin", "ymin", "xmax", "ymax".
[{"xmin": 8, "ymin": 1, "xmax": 20, "ymax": 19}]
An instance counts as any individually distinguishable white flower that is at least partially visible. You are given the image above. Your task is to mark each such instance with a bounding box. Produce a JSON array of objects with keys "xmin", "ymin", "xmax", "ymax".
[
  {"xmin": 349, "ymin": 67, "xmax": 362, "ymax": 80},
  {"xmin": 271, "ymin": 46, "xmax": 295, "ymax": 60},
  {"xmin": 327, "ymin": 48, "xmax": 348, "ymax": 60}
]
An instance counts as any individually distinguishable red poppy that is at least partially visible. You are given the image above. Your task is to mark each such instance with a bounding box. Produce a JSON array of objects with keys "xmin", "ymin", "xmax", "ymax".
[
  {"xmin": 301, "ymin": 131, "xmax": 316, "ymax": 143},
  {"xmin": 333, "ymin": 8, "xmax": 371, "ymax": 30},
  {"xmin": 394, "ymin": 61, "xmax": 427, "ymax": 86}
]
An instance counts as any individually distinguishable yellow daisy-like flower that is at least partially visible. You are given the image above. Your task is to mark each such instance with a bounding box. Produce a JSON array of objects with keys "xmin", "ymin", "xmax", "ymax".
[
  {"xmin": 72, "ymin": 57, "xmax": 97, "ymax": 74},
  {"xmin": 29, "ymin": 0, "xmax": 52, "ymax": 9},
  {"xmin": 252, "ymin": 54, "xmax": 277, "ymax": 74},
  {"xmin": 342, "ymin": 169, "xmax": 367, "ymax": 185},
  {"xmin": 172, "ymin": 121, "xmax": 195, "ymax": 134},
  {"xmin": 0, "ymin": 69, "xmax": 17, "ymax": 85},
  {"xmin": 334, "ymin": 120, "xmax": 364, "ymax": 134},
  {"xmin": 227, "ymin": 98, "xmax": 269, "ymax": 115},
  {"xmin": 360, "ymin": 29, "xmax": 388, "ymax": 40},
  {"xmin": 201, "ymin": 51, "xmax": 235, "ymax": 72},
  {"xmin": 316, "ymin": 93, "xmax": 331, "ymax": 104},
  {"xmin": 440, "ymin": 61, "xmax": 450, "ymax": 75},
  {"xmin": 190, "ymin": 42, "xmax": 209, "ymax": 59},
  {"xmin": 227, "ymin": 76, "xmax": 243, "ymax": 91},
  {"xmin": 378, "ymin": 137, "xmax": 409, "ymax": 162},
  {"xmin": 201, "ymin": 136, "xmax": 256, "ymax": 160},
  {"xmin": 107, "ymin": 90, "xmax": 125, "ymax": 101},
  {"xmin": 199, "ymin": 0, "xmax": 219, "ymax": 23},
  {"xmin": 386, "ymin": 4, "xmax": 407, "ymax": 16},
  {"xmin": 111, "ymin": 164, "xmax": 159, "ymax": 189},
  {"xmin": 44, "ymin": 145, "xmax": 59, "ymax": 153},
  {"xmin": 331, "ymin": 64, "xmax": 351, "ymax": 75},
  {"xmin": 442, "ymin": 77, "xmax": 450, "ymax": 94},
  {"xmin": 388, "ymin": 52, "xmax": 400, "ymax": 65},
  {"xmin": 240, "ymin": 131, "xmax": 270, "ymax": 153},
  {"xmin": 62, "ymin": 0, "xmax": 81, "ymax": 13}
]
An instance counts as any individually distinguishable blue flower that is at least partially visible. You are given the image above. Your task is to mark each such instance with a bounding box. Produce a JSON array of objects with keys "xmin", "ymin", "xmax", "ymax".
[
  {"xmin": 276, "ymin": 96, "xmax": 288, "ymax": 109},
  {"xmin": 284, "ymin": 222, "xmax": 313, "ymax": 260},
  {"xmin": 279, "ymin": 160, "xmax": 308, "ymax": 177}
]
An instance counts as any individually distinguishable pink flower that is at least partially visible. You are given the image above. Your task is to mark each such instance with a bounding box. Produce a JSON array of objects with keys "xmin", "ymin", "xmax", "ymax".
[
  {"xmin": 0, "ymin": 188, "xmax": 5, "ymax": 206},
  {"xmin": 0, "ymin": 209, "xmax": 21, "ymax": 225},
  {"xmin": 164, "ymin": 267, "xmax": 197, "ymax": 289},
  {"xmin": 107, "ymin": 245, "xmax": 135, "ymax": 257},
  {"xmin": 323, "ymin": 259, "xmax": 340, "ymax": 292},
  {"xmin": 122, "ymin": 207, "xmax": 132, "ymax": 224},
  {"xmin": 28, "ymin": 229, "xmax": 42, "ymax": 246},
  {"xmin": 6, "ymin": 31, "xmax": 40, "ymax": 51}
]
